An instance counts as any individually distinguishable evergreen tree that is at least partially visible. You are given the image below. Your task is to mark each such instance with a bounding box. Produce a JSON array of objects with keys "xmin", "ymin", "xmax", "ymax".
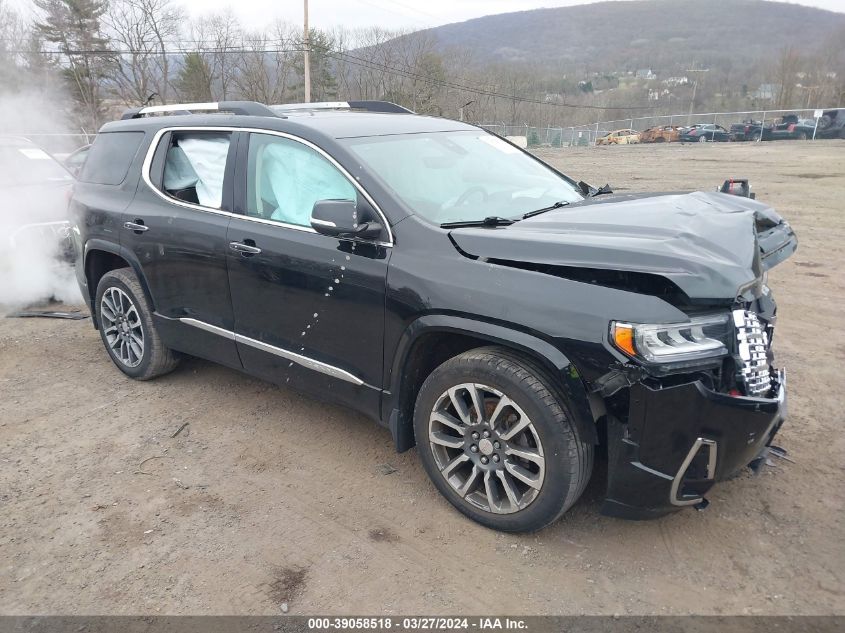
[
  {"xmin": 34, "ymin": 0, "xmax": 114, "ymax": 130},
  {"xmin": 176, "ymin": 53, "xmax": 214, "ymax": 102}
]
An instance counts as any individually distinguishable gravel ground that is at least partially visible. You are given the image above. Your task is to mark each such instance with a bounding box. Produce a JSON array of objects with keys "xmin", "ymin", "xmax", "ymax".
[{"xmin": 1, "ymin": 140, "xmax": 843, "ymax": 615}]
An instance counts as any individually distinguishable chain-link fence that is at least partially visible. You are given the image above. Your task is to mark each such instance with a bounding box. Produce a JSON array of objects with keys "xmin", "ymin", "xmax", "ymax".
[
  {"xmin": 479, "ymin": 107, "xmax": 840, "ymax": 147},
  {"xmin": 10, "ymin": 105, "xmax": 842, "ymax": 155}
]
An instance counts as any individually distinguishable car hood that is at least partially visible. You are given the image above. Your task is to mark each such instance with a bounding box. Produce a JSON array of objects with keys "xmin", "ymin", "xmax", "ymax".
[{"xmin": 448, "ymin": 191, "xmax": 798, "ymax": 300}]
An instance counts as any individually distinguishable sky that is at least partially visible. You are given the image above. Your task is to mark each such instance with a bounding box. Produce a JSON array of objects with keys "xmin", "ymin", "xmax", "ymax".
[{"xmin": 170, "ymin": 0, "xmax": 845, "ymax": 30}]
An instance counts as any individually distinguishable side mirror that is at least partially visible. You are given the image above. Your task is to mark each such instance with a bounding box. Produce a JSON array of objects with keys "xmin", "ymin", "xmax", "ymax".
[{"xmin": 310, "ymin": 199, "xmax": 384, "ymax": 240}]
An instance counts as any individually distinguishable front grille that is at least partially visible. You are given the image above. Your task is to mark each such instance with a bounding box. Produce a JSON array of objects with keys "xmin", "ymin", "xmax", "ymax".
[{"xmin": 733, "ymin": 309, "xmax": 772, "ymax": 397}]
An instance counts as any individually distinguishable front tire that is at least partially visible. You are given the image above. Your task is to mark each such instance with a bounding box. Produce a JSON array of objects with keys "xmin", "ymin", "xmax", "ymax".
[
  {"xmin": 95, "ymin": 268, "xmax": 179, "ymax": 380},
  {"xmin": 413, "ymin": 347, "xmax": 593, "ymax": 532}
]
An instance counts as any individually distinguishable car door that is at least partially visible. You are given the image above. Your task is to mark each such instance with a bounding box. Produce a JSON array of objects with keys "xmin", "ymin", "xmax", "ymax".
[
  {"xmin": 121, "ymin": 127, "xmax": 241, "ymax": 369},
  {"xmin": 226, "ymin": 131, "xmax": 391, "ymax": 418}
]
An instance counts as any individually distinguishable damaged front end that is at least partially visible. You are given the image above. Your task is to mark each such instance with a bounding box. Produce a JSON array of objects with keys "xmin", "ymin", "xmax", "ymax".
[
  {"xmin": 599, "ymin": 295, "xmax": 788, "ymax": 519},
  {"xmin": 449, "ymin": 188, "xmax": 797, "ymax": 518}
]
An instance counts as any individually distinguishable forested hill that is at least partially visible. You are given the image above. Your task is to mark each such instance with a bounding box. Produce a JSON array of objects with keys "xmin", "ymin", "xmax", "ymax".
[{"xmin": 415, "ymin": 0, "xmax": 845, "ymax": 71}]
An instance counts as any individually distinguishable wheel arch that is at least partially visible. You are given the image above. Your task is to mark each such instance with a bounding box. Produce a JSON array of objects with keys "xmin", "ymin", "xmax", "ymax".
[
  {"xmin": 384, "ymin": 315, "xmax": 598, "ymax": 453},
  {"xmin": 84, "ymin": 241, "xmax": 154, "ymax": 327}
]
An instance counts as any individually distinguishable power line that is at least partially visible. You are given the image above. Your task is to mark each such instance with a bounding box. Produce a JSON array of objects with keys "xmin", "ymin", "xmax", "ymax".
[
  {"xmin": 9, "ymin": 42, "xmax": 652, "ymax": 112},
  {"xmin": 330, "ymin": 50, "xmax": 653, "ymax": 111}
]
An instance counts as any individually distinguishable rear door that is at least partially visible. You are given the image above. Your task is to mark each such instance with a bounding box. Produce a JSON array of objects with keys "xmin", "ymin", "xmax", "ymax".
[
  {"xmin": 226, "ymin": 131, "xmax": 391, "ymax": 417},
  {"xmin": 122, "ymin": 127, "xmax": 242, "ymax": 368}
]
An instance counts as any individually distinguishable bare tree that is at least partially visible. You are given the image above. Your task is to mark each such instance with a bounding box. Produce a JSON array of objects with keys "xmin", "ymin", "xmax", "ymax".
[
  {"xmin": 105, "ymin": 0, "xmax": 183, "ymax": 106},
  {"xmin": 233, "ymin": 21, "xmax": 299, "ymax": 104},
  {"xmin": 186, "ymin": 10, "xmax": 242, "ymax": 100},
  {"xmin": 773, "ymin": 45, "xmax": 803, "ymax": 110}
]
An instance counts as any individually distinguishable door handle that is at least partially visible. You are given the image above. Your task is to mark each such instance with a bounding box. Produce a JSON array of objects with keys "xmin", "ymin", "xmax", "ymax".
[
  {"xmin": 124, "ymin": 221, "xmax": 149, "ymax": 233},
  {"xmin": 229, "ymin": 241, "xmax": 262, "ymax": 255}
]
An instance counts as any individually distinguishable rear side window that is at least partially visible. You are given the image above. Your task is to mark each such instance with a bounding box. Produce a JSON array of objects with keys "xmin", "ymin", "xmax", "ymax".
[
  {"xmin": 79, "ymin": 131, "xmax": 145, "ymax": 185},
  {"xmin": 159, "ymin": 132, "xmax": 232, "ymax": 209}
]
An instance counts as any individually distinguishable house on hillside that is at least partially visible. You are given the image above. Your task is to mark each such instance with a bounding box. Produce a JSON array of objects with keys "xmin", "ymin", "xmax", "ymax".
[
  {"xmin": 636, "ymin": 68, "xmax": 656, "ymax": 80},
  {"xmin": 753, "ymin": 84, "xmax": 775, "ymax": 101}
]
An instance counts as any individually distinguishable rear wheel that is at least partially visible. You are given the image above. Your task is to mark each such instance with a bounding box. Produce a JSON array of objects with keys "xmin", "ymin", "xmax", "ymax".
[
  {"xmin": 95, "ymin": 268, "xmax": 180, "ymax": 380},
  {"xmin": 698, "ymin": 135, "xmax": 708, "ymax": 143},
  {"xmin": 654, "ymin": 136, "xmax": 665, "ymax": 143},
  {"xmin": 414, "ymin": 347, "xmax": 593, "ymax": 532}
]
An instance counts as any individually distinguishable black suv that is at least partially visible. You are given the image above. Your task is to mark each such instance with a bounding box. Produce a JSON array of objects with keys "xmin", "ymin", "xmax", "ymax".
[{"xmin": 70, "ymin": 101, "xmax": 797, "ymax": 532}]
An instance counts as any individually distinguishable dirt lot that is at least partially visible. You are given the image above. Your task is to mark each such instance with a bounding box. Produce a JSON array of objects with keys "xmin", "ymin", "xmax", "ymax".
[{"xmin": 1, "ymin": 140, "xmax": 843, "ymax": 616}]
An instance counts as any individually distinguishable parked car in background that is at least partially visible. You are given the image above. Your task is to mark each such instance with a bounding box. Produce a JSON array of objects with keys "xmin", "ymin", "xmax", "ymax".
[
  {"xmin": 639, "ymin": 125, "xmax": 681, "ymax": 143},
  {"xmin": 679, "ymin": 124, "xmax": 730, "ymax": 143},
  {"xmin": 62, "ymin": 144, "xmax": 91, "ymax": 177},
  {"xmin": 814, "ymin": 108, "xmax": 845, "ymax": 139},
  {"xmin": 769, "ymin": 117, "xmax": 816, "ymax": 141},
  {"xmin": 596, "ymin": 129, "xmax": 640, "ymax": 145},
  {"xmin": 729, "ymin": 120, "xmax": 763, "ymax": 141},
  {"xmin": 737, "ymin": 115, "xmax": 816, "ymax": 142},
  {"xmin": 0, "ymin": 136, "xmax": 74, "ymax": 261}
]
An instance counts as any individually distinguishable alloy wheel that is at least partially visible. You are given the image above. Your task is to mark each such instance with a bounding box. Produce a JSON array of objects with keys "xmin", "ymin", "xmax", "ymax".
[
  {"xmin": 428, "ymin": 383, "xmax": 545, "ymax": 514},
  {"xmin": 100, "ymin": 286, "xmax": 145, "ymax": 368}
]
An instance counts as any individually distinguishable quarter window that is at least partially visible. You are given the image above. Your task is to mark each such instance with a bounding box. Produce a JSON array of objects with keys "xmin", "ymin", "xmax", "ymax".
[
  {"xmin": 246, "ymin": 133, "xmax": 356, "ymax": 228},
  {"xmin": 160, "ymin": 132, "xmax": 232, "ymax": 209},
  {"xmin": 79, "ymin": 131, "xmax": 144, "ymax": 186}
]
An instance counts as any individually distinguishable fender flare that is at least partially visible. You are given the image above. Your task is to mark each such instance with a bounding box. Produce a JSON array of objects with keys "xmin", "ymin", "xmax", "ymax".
[
  {"xmin": 83, "ymin": 239, "xmax": 155, "ymax": 321},
  {"xmin": 385, "ymin": 314, "xmax": 598, "ymax": 451}
]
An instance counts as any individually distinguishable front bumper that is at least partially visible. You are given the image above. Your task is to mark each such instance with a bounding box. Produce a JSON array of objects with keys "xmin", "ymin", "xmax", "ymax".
[{"xmin": 602, "ymin": 369, "xmax": 786, "ymax": 520}]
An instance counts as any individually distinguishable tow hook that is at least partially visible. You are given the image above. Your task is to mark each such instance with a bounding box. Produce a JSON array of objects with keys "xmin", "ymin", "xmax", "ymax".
[{"xmin": 695, "ymin": 498, "xmax": 710, "ymax": 512}]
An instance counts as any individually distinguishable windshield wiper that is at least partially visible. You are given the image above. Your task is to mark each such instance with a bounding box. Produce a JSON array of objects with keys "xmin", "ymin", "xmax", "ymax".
[
  {"xmin": 522, "ymin": 200, "xmax": 570, "ymax": 219},
  {"xmin": 440, "ymin": 216, "xmax": 516, "ymax": 229}
]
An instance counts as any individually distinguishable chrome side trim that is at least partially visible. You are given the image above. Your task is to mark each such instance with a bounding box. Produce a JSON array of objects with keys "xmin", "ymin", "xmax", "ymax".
[
  {"xmin": 179, "ymin": 317, "xmax": 235, "ymax": 340},
  {"xmin": 178, "ymin": 317, "xmax": 364, "ymax": 386},
  {"xmin": 140, "ymin": 126, "xmax": 394, "ymax": 247},
  {"xmin": 670, "ymin": 437, "xmax": 718, "ymax": 506}
]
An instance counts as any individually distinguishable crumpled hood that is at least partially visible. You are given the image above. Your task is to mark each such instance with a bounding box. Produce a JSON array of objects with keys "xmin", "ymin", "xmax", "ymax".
[{"xmin": 448, "ymin": 191, "xmax": 798, "ymax": 300}]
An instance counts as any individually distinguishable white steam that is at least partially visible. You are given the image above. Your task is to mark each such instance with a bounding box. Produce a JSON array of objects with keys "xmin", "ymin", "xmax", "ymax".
[{"xmin": 0, "ymin": 90, "xmax": 85, "ymax": 312}]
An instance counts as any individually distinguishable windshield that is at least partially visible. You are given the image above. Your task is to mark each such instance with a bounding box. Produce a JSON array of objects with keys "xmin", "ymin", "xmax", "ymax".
[
  {"xmin": 342, "ymin": 130, "xmax": 582, "ymax": 224},
  {"xmin": 0, "ymin": 144, "xmax": 72, "ymax": 187}
]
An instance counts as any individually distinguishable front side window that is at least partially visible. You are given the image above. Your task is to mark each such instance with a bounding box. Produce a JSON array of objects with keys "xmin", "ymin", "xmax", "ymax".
[
  {"xmin": 161, "ymin": 132, "xmax": 231, "ymax": 208},
  {"xmin": 343, "ymin": 130, "xmax": 582, "ymax": 225},
  {"xmin": 246, "ymin": 133, "xmax": 356, "ymax": 228}
]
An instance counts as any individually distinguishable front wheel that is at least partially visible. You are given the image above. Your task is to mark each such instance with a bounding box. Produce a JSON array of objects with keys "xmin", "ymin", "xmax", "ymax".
[
  {"xmin": 698, "ymin": 135, "xmax": 708, "ymax": 143},
  {"xmin": 95, "ymin": 268, "xmax": 180, "ymax": 380},
  {"xmin": 413, "ymin": 347, "xmax": 593, "ymax": 532}
]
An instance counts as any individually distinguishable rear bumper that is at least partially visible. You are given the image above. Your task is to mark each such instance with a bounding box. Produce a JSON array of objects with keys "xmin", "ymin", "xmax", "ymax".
[{"xmin": 601, "ymin": 369, "xmax": 786, "ymax": 520}]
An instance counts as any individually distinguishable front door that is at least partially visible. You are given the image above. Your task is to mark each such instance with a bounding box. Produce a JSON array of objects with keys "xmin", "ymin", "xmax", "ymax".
[{"xmin": 226, "ymin": 131, "xmax": 391, "ymax": 417}]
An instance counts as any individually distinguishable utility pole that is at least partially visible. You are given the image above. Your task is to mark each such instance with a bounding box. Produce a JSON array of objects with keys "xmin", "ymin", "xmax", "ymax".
[
  {"xmin": 303, "ymin": 0, "xmax": 311, "ymax": 103},
  {"xmin": 685, "ymin": 67, "xmax": 709, "ymax": 125}
]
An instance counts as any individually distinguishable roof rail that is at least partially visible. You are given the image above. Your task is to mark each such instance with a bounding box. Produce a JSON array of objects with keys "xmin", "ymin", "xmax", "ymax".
[
  {"xmin": 269, "ymin": 100, "xmax": 414, "ymax": 115},
  {"xmin": 120, "ymin": 101, "xmax": 279, "ymax": 120},
  {"xmin": 349, "ymin": 100, "xmax": 414, "ymax": 114}
]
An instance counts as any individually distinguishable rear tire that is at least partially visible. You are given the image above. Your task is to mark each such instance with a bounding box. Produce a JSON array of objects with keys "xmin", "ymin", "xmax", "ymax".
[
  {"xmin": 413, "ymin": 347, "xmax": 593, "ymax": 532},
  {"xmin": 95, "ymin": 268, "xmax": 180, "ymax": 380}
]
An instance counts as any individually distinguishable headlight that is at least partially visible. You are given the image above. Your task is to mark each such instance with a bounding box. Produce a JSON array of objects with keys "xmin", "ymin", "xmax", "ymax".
[{"xmin": 611, "ymin": 314, "xmax": 731, "ymax": 367}]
